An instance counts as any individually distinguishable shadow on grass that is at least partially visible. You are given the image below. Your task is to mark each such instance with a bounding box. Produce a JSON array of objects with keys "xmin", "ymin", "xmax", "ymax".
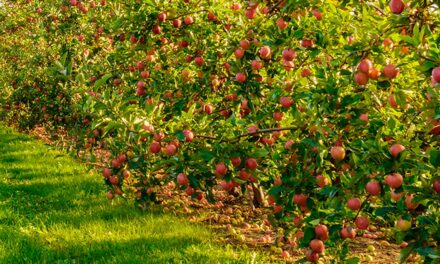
[{"xmin": 0, "ymin": 126, "xmax": 259, "ymax": 264}]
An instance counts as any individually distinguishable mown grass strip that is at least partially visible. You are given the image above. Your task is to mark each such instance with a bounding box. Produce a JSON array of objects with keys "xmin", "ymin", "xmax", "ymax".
[{"xmin": 0, "ymin": 125, "xmax": 270, "ymax": 264}]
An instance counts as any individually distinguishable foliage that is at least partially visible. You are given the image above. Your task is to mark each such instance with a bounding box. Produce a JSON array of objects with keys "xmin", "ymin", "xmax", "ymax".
[{"xmin": 0, "ymin": 0, "xmax": 439, "ymax": 262}]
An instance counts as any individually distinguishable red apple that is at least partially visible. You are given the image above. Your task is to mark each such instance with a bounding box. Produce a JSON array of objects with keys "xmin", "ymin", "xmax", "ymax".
[
  {"xmin": 432, "ymin": 67, "xmax": 440, "ymax": 83},
  {"xmin": 239, "ymin": 39, "xmax": 250, "ymax": 50},
  {"xmin": 231, "ymin": 157, "xmax": 242, "ymax": 167},
  {"xmin": 385, "ymin": 173, "xmax": 403, "ymax": 189},
  {"xmin": 330, "ymin": 146, "xmax": 345, "ymax": 161},
  {"xmin": 251, "ymin": 60, "xmax": 262, "ymax": 70},
  {"xmin": 235, "ymin": 72, "xmax": 247, "ymax": 83},
  {"xmin": 245, "ymin": 158, "xmax": 257, "ymax": 170},
  {"xmin": 183, "ymin": 129, "xmax": 194, "ymax": 142},
  {"xmin": 389, "ymin": 95, "xmax": 398, "ymax": 108},
  {"xmin": 312, "ymin": 9, "xmax": 322, "ymax": 20},
  {"xmin": 309, "ymin": 239, "xmax": 325, "ymax": 253},
  {"xmin": 405, "ymin": 195, "xmax": 419, "ymax": 210},
  {"xmin": 434, "ymin": 180, "xmax": 440, "ymax": 193},
  {"xmin": 355, "ymin": 72, "xmax": 369, "ymax": 85},
  {"xmin": 355, "ymin": 216, "xmax": 369, "ymax": 230},
  {"xmin": 157, "ymin": 12, "xmax": 167, "ymax": 22},
  {"xmin": 389, "ymin": 0, "xmax": 405, "ymax": 14},
  {"xmin": 165, "ymin": 144, "xmax": 177, "ymax": 155},
  {"xmin": 194, "ymin": 56, "xmax": 204, "ymax": 66},
  {"xmin": 215, "ymin": 162, "xmax": 228, "ymax": 176},
  {"xmin": 369, "ymin": 67, "xmax": 381, "ymax": 80},
  {"xmin": 358, "ymin": 59, "xmax": 373, "ymax": 73},
  {"xmin": 103, "ymin": 168, "xmax": 112, "ymax": 178},
  {"xmin": 276, "ymin": 18, "xmax": 288, "ymax": 30},
  {"xmin": 177, "ymin": 173, "xmax": 189, "ymax": 186},
  {"xmin": 366, "ymin": 181, "xmax": 381, "ymax": 195},
  {"xmin": 149, "ymin": 142, "xmax": 161, "ymax": 154},
  {"xmin": 259, "ymin": 46, "xmax": 272, "ymax": 60},
  {"xmin": 383, "ymin": 64, "xmax": 399, "ymax": 78},
  {"xmin": 315, "ymin": 175, "xmax": 328, "ymax": 188},
  {"xmin": 280, "ymin": 96, "xmax": 293, "ymax": 108},
  {"xmin": 234, "ymin": 48, "xmax": 245, "ymax": 59},
  {"xmin": 391, "ymin": 190, "xmax": 404, "ymax": 201},
  {"xmin": 273, "ymin": 111, "xmax": 283, "ymax": 121},
  {"xmin": 293, "ymin": 194, "xmax": 307, "ymax": 205},
  {"xmin": 340, "ymin": 226, "xmax": 356, "ymax": 239},
  {"xmin": 173, "ymin": 19, "xmax": 182, "ymax": 28},
  {"xmin": 282, "ymin": 48, "xmax": 296, "ymax": 61},
  {"xmin": 184, "ymin": 16, "xmax": 194, "ymax": 25},
  {"xmin": 389, "ymin": 144, "xmax": 405, "ymax": 158},
  {"xmin": 347, "ymin": 198, "xmax": 361, "ymax": 211},
  {"xmin": 315, "ymin": 224, "xmax": 329, "ymax": 240}
]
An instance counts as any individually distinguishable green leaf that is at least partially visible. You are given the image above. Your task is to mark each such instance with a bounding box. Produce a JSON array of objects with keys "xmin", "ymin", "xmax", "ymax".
[
  {"xmin": 94, "ymin": 74, "xmax": 113, "ymax": 89},
  {"xmin": 198, "ymin": 149, "xmax": 214, "ymax": 162},
  {"xmin": 430, "ymin": 150, "xmax": 440, "ymax": 168},
  {"xmin": 346, "ymin": 257, "xmax": 360, "ymax": 264},
  {"xmin": 250, "ymin": 148, "xmax": 269, "ymax": 158}
]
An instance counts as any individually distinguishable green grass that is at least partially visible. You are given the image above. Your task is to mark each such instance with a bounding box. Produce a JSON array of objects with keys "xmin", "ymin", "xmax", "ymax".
[{"xmin": 0, "ymin": 126, "xmax": 271, "ymax": 264}]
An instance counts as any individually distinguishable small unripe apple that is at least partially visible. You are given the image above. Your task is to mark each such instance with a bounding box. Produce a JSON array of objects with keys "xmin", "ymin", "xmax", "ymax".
[{"xmin": 396, "ymin": 217, "xmax": 411, "ymax": 231}]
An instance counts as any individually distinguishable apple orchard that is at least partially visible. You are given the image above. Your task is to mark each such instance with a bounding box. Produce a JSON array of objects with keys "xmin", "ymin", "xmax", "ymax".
[{"xmin": 0, "ymin": 0, "xmax": 439, "ymax": 263}]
